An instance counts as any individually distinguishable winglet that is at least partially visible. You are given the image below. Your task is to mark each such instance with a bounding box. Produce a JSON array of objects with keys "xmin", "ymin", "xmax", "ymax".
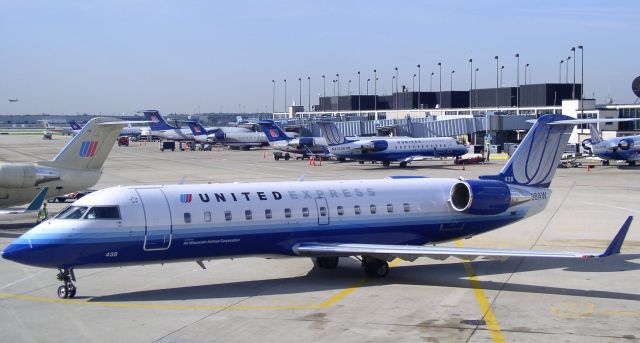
[
  {"xmin": 24, "ymin": 187, "xmax": 49, "ymax": 212},
  {"xmin": 599, "ymin": 216, "xmax": 633, "ymax": 257}
]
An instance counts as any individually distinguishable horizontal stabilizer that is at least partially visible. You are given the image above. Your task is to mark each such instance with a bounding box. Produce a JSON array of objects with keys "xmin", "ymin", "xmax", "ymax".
[{"xmin": 293, "ymin": 216, "xmax": 632, "ymax": 260}]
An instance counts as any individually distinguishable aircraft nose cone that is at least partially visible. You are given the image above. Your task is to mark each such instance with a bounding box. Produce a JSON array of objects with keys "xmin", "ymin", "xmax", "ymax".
[{"xmin": 1, "ymin": 242, "xmax": 24, "ymax": 263}]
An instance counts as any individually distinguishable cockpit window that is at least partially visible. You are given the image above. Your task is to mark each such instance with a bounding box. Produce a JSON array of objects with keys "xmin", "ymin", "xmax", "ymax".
[
  {"xmin": 85, "ymin": 206, "xmax": 121, "ymax": 220},
  {"xmin": 56, "ymin": 206, "xmax": 88, "ymax": 219}
]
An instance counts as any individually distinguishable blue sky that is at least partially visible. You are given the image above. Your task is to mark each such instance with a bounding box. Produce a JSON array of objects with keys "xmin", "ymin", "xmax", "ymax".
[{"xmin": 0, "ymin": 0, "xmax": 638, "ymax": 115}]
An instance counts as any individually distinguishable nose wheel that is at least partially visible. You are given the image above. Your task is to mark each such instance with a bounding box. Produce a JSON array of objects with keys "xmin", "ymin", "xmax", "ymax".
[{"xmin": 56, "ymin": 268, "xmax": 77, "ymax": 299}]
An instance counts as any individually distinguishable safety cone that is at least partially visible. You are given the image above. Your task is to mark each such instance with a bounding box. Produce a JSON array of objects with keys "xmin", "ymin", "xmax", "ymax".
[
  {"xmin": 318, "ymin": 157, "xmax": 322, "ymax": 166},
  {"xmin": 462, "ymin": 162, "xmax": 465, "ymax": 171},
  {"xmin": 263, "ymin": 151, "xmax": 266, "ymax": 159},
  {"xmin": 586, "ymin": 164, "xmax": 590, "ymax": 172}
]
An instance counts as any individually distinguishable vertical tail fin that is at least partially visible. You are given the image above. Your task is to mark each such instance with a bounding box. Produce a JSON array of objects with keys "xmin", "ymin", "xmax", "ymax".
[
  {"xmin": 36, "ymin": 118, "xmax": 126, "ymax": 170},
  {"xmin": 588, "ymin": 123, "xmax": 603, "ymax": 144},
  {"xmin": 258, "ymin": 121, "xmax": 291, "ymax": 142},
  {"xmin": 185, "ymin": 121, "xmax": 208, "ymax": 137},
  {"xmin": 69, "ymin": 121, "xmax": 82, "ymax": 130},
  {"xmin": 143, "ymin": 110, "xmax": 175, "ymax": 131},
  {"xmin": 480, "ymin": 114, "xmax": 575, "ymax": 188},
  {"xmin": 318, "ymin": 121, "xmax": 350, "ymax": 146},
  {"xmin": 24, "ymin": 187, "xmax": 49, "ymax": 212}
]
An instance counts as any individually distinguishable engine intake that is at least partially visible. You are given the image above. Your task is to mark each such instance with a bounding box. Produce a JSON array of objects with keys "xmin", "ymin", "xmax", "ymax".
[
  {"xmin": 618, "ymin": 138, "xmax": 634, "ymax": 150},
  {"xmin": 360, "ymin": 140, "xmax": 388, "ymax": 152},
  {"xmin": 449, "ymin": 180, "xmax": 511, "ymax": 215},
  {"xmin": 213, "ymin": 131, "xmax": 226, "ymax": 141}
]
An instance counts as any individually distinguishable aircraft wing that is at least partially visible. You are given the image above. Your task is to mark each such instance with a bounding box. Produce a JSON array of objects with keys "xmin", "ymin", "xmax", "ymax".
[
  {"xmin": 400, "ymin": 155, "xmax": 437, "ymax": 163},
  {"xmin": 0, "ymin": 187, "xmax": 48, "ymax": 215},
  {"xmin": 293, "ymin": 216, "xmax": 632, "ymax": 261}
]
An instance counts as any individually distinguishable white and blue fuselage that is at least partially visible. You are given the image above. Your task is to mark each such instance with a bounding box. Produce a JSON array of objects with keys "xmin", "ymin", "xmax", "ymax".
[{"xmin": 2, "ymin": 178, "xmax": 548, "ymax": 269}]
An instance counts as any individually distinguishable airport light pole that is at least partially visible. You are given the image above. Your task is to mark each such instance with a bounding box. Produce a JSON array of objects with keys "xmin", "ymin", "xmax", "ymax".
[
  {"xmin": 430, "ymin": 72, "xmax": 434, "ymax": 92},
  {"xmin": 322, "ymin": 75, "xmax": 326, "ymax": 99},
  {"xmin": 578, "ymin": 45, "xmax": 584, "ymax": 118},
  {"xmin": 500, "ymin": 65, "xmax": 504, "ymax": 88},
  {"xmin": 417, "ymin": 64, "xmax": 421, "ymax": 110},
  {"xmin": 437, "ymin": 62, "xmax": 442, "ymax": 107},
  {"xmin": 332, "ymin": 80, "xmax": 336, "ymax": 96},
  {"xmin": 357, "ymin": 71, "xmax": 361, "ymax": 114},
  {"xmin": 469, "ymin": 59, "xmax": 473, "ymax": 112},
  {"xmin": 366, "ymin": 78, "xmax": 370, "ymax": 95},
  {"xmin": 271, "ymin": 80, "xmax": 275, "ymax": 113},
  {"xmin": 336, "ymin": 73, "xmax": 340, "ymax": 113},
  {"xmin": 515, "ymin": 53, "xmax": 520, "ymax": 112},
  {"xmin": 394, "ymin": 67, "xmax": 398, "ymax": 115},
  {"xmin": 307, "ymin": 76, "xmax": 311, "ymax": 112},
  {"xmin": 559, "ymin": 60, "xmax": 563, "ymax": 83},
  {"xmin": 412, "ymin": 74, "xmax": 416, "ymax": 92},
  {"xmin": 475, "ymin": 68, "xmax": 479, "ymax": 108},
  {"xmin": 298, "ymin": 78, "xmax": 302, "ymax": 106},
  {"xmin": 284, "ymin": 79, "xmax": 287, "ymax": 113},
  {"xmin": 571, "ymin": 47, "xmax": 576, "ymax": 99},
  {"xmin": 494, "ymin": 56, "xmax": 499, "ymax": 109},
  {"xmin": 524, "ymin": 64, "xmax": 529, "ymax": 85},
  {"xmin": 391, "ymin": 76, "xmax": 395, "ymax": 96},
  {"xmin": 374, "ymin": 69, "xmax": 377, "ymax": 116},
  {"xmin": 348, "ymin": 80, "xmax": 351, "ymax": 95},
  {"xmin": 566, "ymin": 56, "xmax": 571, "ymax": 83},
  {"xmin": 450, "ymin": 70, "xmax": 455, "ymax": 92}
]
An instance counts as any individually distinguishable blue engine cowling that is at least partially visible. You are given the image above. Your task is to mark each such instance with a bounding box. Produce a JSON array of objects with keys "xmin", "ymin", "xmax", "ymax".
[
  {"xmin": 214, "ymin": 131, "xmax": 226, "ymax": 140},
  {"xmin": 361, "ymin": 140, "xmax": 388, "ymax": 152},
  {"xmin": 618, "ymin": 138, "xmax": 634, "ymax": 150},
  {"xmin": 297, "ymin": 137, "xmax": 315, "ymax": 147},
  {"xmin": 449, "ymin": 179, "xmax": 511, "ymax": 215}
]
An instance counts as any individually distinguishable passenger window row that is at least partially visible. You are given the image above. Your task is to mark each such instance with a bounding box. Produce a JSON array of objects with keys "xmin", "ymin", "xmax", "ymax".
[{"xmin": 183, "ymin": 202, "xmax": 411, "ymax": 223}]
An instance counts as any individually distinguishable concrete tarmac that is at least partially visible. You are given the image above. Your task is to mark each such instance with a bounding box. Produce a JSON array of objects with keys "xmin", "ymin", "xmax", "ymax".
[{"xmin": 0, "ymin": 135, "xmax": 639, "ymax": 342}]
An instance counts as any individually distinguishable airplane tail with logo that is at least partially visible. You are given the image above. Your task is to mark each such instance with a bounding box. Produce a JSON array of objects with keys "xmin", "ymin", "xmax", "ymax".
[
  {"xmin": 258, "ymin": 121, "xmax": 291, "ymax": 142},
  {"xmin": 37, "ymin": 117, "xmax": 126, "ymax": 170},
  {"xmin": 69, "ymin": 121, "xmax": 83, "ymax": 131},
  {"xmin": 588, "ymin": 123, "xmax": 603, "ymax": 144},
  {"xmin": 185, "ymin": 121, "xmax": 208, "ymax": 137},
  {"xmin": 317, "ymin": 121, "xmax": 352, "ymax": 146},
  {"xmin": 480, "ymin": 114, "xmax": 576, "ymax": 189},
  {"xmin": 143, "ymin": 110, "xmax": 175, "ymax": 131}
]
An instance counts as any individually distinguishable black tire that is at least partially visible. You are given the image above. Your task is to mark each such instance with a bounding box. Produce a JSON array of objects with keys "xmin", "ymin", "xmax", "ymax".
[
  {"xmin": 57, "ymin": 285, "xmax": 68, "ymax": 299},
  {"xmin": 358, "ymin": 161, "xmax": 364, "ymax": 164},
  {"xmin": 362, "ymin": 258, "xmax": 389, "ymax": 278},
  {"xmin": 313, "ymin": 257, "xmax": 339, "ymax": 270},
  {"xmin": 56, "ymin": 197, "xmax": 65, "ymax": 203},
  {"xmin": 382, "ymin": 162, "xmax": 391, "ymax": 167},
  {"xmin": 274, "ymin": 155, "xmax": 280, "ymax": 161},
  {"xmin": 629, "ymin": 161, "xmax": 636, "ymax": 166},
  {"xmin": 399, "ymin": 162, "xmax": 408, "ymax": 168},
  {"xmin": 284, "ymin": 154, "xmax": 290, "ymax": 161},
  {"xmin": 68, "ymin": 285, "xmax": 76, "ymax": 298}
]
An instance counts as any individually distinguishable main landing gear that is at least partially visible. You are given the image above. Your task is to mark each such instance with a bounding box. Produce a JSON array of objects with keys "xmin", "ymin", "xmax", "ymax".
[
  {"xmin": 312, "ymin": 256, "xmax": 390, "ymax": 278},
  {"xmin": 56, "ymin": 268, "xmax": 77, "ymax": 299}
]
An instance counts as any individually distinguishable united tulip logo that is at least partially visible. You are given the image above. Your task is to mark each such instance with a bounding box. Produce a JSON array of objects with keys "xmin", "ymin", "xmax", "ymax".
[
  {"xmin": 79, "ymin": 141, "xmax": 99, "ymax": 158},
  {"xmin": 180, "ymin": 194, "xmax": 193, "ymax": 203}
]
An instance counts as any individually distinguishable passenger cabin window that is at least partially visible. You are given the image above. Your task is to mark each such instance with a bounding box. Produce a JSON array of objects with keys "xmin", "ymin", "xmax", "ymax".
[
  {"xmin": 319, "ymin": 206, "xmax": 327, "ymax": 217},
  {"xmin": 245, "ymin": 210, "xmax": 252, "ymax": 220},
  {"xmin": 56, "ymin": 206, "xmax": 88, "ymax": 219},
  {"xmin": 85, "ymin": 206, "xmax": 121, "ymax": 220},
  {"xmin": 204, "ymin": 211, "xmax": 211, "ymax": 222},
  {"xmin": 265, "ymin": 209, "xmax": 272, "ymax": 219},
  {"xmin": 370, "ymin": 205, "xmax": 377, "ymax": 214},
  {"xmin": 337, "ymin": 206, "xmax": 344, "ymax": 216},
  {"xmin": 225, "ymin": 211, "xmax": 232, "ymax": 221},
  {"xmin": 302, "ymin": 208, "xmax": 309, "ymax": 217},
  {"xmin": 354, "ymin": 205, "xmax": 361, "ymax": 215},
  {"xmin": 403, "ymin": 203, "xmax": 410, "ymax": 213},
  {"xmin": 184, "ymin": 212, "xmax": 191, "ymax": 223},
  {"xmin": 387, "ymin": 204, "xmax": 393, "ymax": 213},
  {"xmin": 284, "ymin": 208, "xmax": 291, "ymax": 218}
]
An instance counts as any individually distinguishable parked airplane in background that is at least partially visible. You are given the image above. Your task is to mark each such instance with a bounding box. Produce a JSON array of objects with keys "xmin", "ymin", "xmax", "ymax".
[
  {"xmin": 8, "ymin": 98, "xmax": 18, "ymax": 103},
  {"xmin": 582, "ymin": 123, "xmax": 640, "ymax": 166},
  {"xmin": 144, "ymin": 110, "xmax": 250, "ymax": 142},
  {"xmin": 2, "ymin": 114, "xmax": 633, "ymax": 299},
  {"xmin": 0, "ymin": 187, "xmax": 48, "ymax": 222},
  {"xmin": 0, "ymin": 117, "xmax": 127, "ymax": 207},
  {"xmin": 70, "ymin": 120, "xmax": 143, "ymax": 138},
  {"xmin": 42, "ymin": 121, "xmax": 75, "ymax": 136},
  {"xmin": 258, "ymin": 120, "xmax": 329, "ymax": 159},
  {"xmin": 318, "ymin": 121, "xmax": 468, "ymax": 167},
  {"xmin": 186, "ymin": 121, "xmax": 269, "ymax": 150}
]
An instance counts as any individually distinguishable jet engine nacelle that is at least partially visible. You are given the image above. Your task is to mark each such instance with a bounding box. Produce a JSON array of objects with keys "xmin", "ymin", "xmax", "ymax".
[
  {"xmin": 581, "ymin": 138, "xmax": 593, "ymax": 152},
  {"xmin": 359, "ymin": 140, "xmax": 388, "ymax": 152},
  {"xmin": 618, "ymin": 138, "xmax": 634, "ymax": 150},
  {"xmin": 0, "ymin": 164, "xmax": 61, "ymax": 188},
  {"xmin": 296, "ymin": 137, "xmax": 316, "ymax": 147},
  {"xmin": 214, "ymin": 131, "xmax": 226, "ymax": 141},
  {"xmin": 449, "ymin": 180, "xmax": 511, "ymax": 215}
]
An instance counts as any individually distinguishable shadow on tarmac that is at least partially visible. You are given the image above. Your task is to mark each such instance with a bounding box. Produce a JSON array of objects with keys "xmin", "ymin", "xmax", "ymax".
[{"xmin": 88, "ymin": 254, "xmax": 640, "ymax": 303}]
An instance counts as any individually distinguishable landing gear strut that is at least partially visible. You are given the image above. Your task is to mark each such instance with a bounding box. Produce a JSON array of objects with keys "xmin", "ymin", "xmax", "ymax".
[
  {"xmin": 361, "ymin": 256, "xmax": 389, "ymax": 277},
  {"xmin": 56, "ymin": 268, "xmax": 76, "ymax": 299}
]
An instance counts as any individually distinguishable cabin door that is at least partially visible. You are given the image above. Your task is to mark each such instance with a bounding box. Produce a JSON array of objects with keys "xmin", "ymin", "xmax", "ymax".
[
  {"xmin": 314, "ymin": 197, "xmax": 330, "ymax": 225},
  {"xmin": 136, "ymin": 188, "xmax": 173, "ymax": 251}
]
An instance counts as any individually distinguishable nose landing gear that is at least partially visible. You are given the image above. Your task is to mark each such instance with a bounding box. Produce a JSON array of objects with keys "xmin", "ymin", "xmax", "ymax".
[{"xmin": 56, "ymin": 268, "xmax": 77, "ymax": 299}]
